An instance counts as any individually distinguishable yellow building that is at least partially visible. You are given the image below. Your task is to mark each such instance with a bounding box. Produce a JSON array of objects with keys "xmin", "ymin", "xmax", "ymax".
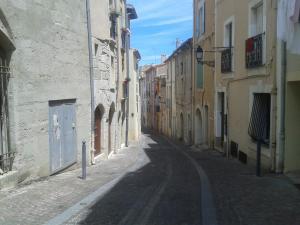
[
  {"xmin": 193, "ymin": 0, "xmax": 215, "ymax": 149},
  {"xmin": 214, "ymin": 0, "xmax": 277, "ymax": 170}
]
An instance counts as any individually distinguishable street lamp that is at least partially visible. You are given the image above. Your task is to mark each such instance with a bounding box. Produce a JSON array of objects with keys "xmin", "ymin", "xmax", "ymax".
[
  {"xmin": 195, "ymin": 45, "xmax": 215, "ymax": 67},
  {"xmin": 196, "ymin": 46, "xmax": 203, "ymax": 64}
]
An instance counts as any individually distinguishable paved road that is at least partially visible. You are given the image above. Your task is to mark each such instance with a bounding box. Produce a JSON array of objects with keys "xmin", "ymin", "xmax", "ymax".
[{"xmin": 65, "ymin": 134, "xmax": 204, "ymax": 225}]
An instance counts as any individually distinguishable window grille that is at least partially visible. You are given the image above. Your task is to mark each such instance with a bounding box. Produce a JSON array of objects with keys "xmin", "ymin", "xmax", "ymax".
[
  {"xmin": 248, "ymin": 93, "xmax": 271, "ymax": 144},
  {"xmin": 0, "ymin": 52, "xmax": 14, "ymax": 174}
]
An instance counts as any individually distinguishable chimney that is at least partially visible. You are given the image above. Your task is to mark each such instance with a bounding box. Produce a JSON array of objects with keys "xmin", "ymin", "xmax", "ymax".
[
  {"xmin": 161, "ymin": 54, "xmax": 167, "ymax": 63},
  {"xmin": 176, "ymin": 38, "xmax": 182, "ymax": 48}
]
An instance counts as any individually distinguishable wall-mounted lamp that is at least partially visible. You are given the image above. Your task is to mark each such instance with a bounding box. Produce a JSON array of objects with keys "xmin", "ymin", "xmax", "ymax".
[{"xmin": 196, "ymin": 46, "xmax": 215, "ymax": 68}]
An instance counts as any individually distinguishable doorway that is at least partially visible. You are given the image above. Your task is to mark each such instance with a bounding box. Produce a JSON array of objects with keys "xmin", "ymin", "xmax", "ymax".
[
  {"xmin": 49, "ymin": 100, "xmax": 77, "ymax": 174},
  {"xmin": 108, "ymin": 103, "xmax": 115, "ymax": 156},
  {"xmin": 216, "ymin": 92, "xmax": 225, "ymax": 148},
  {"xmin": 195, "ymin": 109, "xmax": 203, "ymax": 145},
  {"xmin": 94, "ymin": 105, "xmax": 104, "ymax": 156},
  {"xmin": 204, "ymin": 105, "xmax": 209, "ymax": 145},
  {"xmin": 180, "ymin": 113, "xmax": 184, "ymax": 141}
]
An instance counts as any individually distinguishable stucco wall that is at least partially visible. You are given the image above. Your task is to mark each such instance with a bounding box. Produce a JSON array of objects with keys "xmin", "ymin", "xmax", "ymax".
[
  {"xmin": 284, "ymin": 82, "xmax": 300, "ymax": 172},
  {"xmin": 1, "ymin": 0, "xmax": 91, "ymax": 181},
  {"xmin": 215, "ymin": 0, "xmax": 277, "ymax": 168}
]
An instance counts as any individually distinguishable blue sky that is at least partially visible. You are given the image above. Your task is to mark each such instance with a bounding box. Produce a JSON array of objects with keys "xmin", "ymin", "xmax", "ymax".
[{"xmin": 129, "ymin": 0, "xmax": 193, "ymax": 65}]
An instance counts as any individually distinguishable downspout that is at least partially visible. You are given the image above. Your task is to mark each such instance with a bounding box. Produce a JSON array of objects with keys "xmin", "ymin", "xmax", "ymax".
[
  {"xmin": 86, "ymin": 0, "xmax": 95, "ymax": 164},
  {"xmin": 277, "ymin": 41, "xmax": 286, "ymax": 173},
  {"xmin": 114, "ymin": 0, "xmax": 120, "ymax": 153},
  {"xmin": 125, "ymin": 1, "xmax": 130, "ymax": 147}
]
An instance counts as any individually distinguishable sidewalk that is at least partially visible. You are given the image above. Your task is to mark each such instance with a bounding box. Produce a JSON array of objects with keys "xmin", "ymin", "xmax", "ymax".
[
  {"xmin": 187, "ymin": 147, "xmax": 300, "ymax": 225},
  {"xmin": 0, "ymin": 139, "xmax": 145, "ymax": 225}
]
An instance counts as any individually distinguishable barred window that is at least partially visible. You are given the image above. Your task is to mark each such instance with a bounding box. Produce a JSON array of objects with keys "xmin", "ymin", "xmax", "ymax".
[
  {"xmin": 0, "ymin": 47, "xmax": 14, "ymax": 174},
  {"xmin": 248, "ymin": 93, "xmax": 271, "ymax": 144}
]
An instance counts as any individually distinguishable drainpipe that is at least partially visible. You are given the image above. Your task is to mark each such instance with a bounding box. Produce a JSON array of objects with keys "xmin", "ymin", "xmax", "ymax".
[
  {"xmin": 86, "ymin": 0, "xmax": 95, "ymax": 164},
  {"xmin": 125, "ymin": 0, "xmax": 130, "ymax": 147},
  {"xmin": 114, "ymin": 0, "xmax": 120, "ymax": 153},
  {"xmin": 277, "ymin": 41, "xmax": 286, "ymax": 173}
]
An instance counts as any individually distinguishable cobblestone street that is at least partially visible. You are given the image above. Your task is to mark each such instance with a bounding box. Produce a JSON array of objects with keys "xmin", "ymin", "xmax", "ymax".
[{"xmin": 1, "ymin": 133, "xmax": 300, "ymax": 225}]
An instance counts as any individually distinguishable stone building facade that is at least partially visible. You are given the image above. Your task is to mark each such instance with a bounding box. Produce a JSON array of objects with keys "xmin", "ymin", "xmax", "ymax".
[
  {"xmin": 193, "ymin": 0, "xmax": 215, "ymax": 149},
  {"xmin": 0, "ymin": 1, "xmax": 91, "ymax": 188},
  {"xmin": 165, "ymin": 39, "xmax": 193, "ymax": 144},
  {"xmin": 0, "ymin": 0, "xmax": 140, "ymax": 189}
]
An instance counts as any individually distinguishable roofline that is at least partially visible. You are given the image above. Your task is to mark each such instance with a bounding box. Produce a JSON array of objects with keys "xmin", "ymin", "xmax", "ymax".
[{"xmin": 165, "ymin": 37, "xmax": 193, "ymax": 62}]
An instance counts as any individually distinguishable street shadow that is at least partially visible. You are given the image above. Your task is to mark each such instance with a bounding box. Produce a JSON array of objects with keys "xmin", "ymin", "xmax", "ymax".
[{"xmin": 72, "ymin": 131, "xmax": 202, "ymax": 225}]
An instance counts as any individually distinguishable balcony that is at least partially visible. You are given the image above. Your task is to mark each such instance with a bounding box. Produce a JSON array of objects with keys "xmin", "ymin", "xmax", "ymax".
[
  {"xmin": 221, "ymin": 48, "xmax": 232, "ymax": 73},
  {"xmin": 245, "ymin": 33, "xmax": 264, "ymax": 68}
]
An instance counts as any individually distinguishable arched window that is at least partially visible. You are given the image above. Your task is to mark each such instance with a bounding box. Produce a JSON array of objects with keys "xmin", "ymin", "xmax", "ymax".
[{"xmin": 0, "ymin": 47, "xmax": 12, "ymax": 174}]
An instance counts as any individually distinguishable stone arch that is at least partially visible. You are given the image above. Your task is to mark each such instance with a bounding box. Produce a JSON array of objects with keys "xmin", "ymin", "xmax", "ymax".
[
  {"xmin": 94, "ymin": 104, "xmax": 105, "ymax": 156},
  {"xmin": 195, "ymin": 108, "xmax": 203, "ymax": 145},
  {"xmin": 108, "ymin": 102, "xmax": 115, "ymax": 155}
]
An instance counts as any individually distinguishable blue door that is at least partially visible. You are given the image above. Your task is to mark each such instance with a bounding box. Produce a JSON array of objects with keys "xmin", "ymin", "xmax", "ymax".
[{"xmin": 49, "ymin": 100, "xmax": 77, "ymax": 174}]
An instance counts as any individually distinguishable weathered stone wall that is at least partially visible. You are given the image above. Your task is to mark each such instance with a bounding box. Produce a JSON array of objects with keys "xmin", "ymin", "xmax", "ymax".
[{"xmin": 0, "ymin": 0, "xmax": 91, "ymax": 182}]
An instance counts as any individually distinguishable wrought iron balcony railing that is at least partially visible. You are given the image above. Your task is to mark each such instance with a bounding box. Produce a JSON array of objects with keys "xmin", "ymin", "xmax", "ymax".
[
  {"xmin": 245, "ymin": 33, "xmax": 264, "ymax": 68},
  {"xmin": 221, "ymin": 48, "xmax": 232, "ymax": 73}
]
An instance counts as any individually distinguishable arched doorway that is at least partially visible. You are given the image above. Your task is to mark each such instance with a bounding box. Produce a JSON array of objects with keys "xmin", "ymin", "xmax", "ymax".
[
  {"xmin": 180, "ymin": 113, "xmax": 184, "ymax": 141},
  {"xmin": 188, "ymin": 114, "xmax": 192, "ymax": 144},
  {"xmin": 195, "ymin": 109, "xmax": 203, "ymax": 145},
  {"xmin": 204, "ymin": 105, "xmax": 209, "ymax": 145},
  {"xmin": 108, "ymin": 103, "xmax": 115, "ymax": 155},
  {"xmin": 94, "ymin": 105, "xmax": 104, "ymax": 156}
]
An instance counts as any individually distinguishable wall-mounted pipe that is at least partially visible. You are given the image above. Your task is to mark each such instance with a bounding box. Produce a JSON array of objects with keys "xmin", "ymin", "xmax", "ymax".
[{"xmin": 85, "ymin": 0, "xmax": 95, "ymax": 164}]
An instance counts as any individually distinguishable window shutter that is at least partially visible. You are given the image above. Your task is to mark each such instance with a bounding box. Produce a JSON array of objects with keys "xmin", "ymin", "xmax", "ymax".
[{"xmin": 197, "ymin": 63, "xmax": 203, "ymax": 88}]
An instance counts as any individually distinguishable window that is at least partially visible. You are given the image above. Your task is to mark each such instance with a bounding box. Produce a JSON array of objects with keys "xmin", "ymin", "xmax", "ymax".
[
  {"xmin": 199, "ymin": 2, "xmax": 205, "ymax": 35},
  {"xmin": 110, "ymin": 15, "xmax": 117, "ymax": 39},
  {"xmin": 94, "ymin": 43, "xmax": 98, "ymax": 56},
  {"xmin": 0, "ymin": 48, "xmax": 13, "ymax": 174},
  {"xmin": 196, "ymin": 62, "xmax": 203, "ymax": 89},
  {"xmin": 225, "ymin": 22, "xmax": 233, "ymax": 48},
  {"xmin": 223, "ymin": 18, "xmax": 234, "ymax": 73},
  {"xmin": 250, "ymin": 2, "xmax": 263, "ymax": 36},
  {"xmin": 248, "ymin": 93, "xmax": 271, "ymax": 144},
  {"xmin": 181, "ymin": 62, "xmax": 183, "ymax": 75}
]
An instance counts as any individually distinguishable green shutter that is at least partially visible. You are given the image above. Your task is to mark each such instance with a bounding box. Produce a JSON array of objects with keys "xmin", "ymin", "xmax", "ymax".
[{"xmin": 197, "ymin": 63, "xmax": 203, "ymax": 89}]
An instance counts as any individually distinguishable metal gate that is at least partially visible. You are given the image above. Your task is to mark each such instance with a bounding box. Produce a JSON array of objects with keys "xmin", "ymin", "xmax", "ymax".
[{"xmin": 49, "ymin": 100, "xmax": 77, "ymax": 174}]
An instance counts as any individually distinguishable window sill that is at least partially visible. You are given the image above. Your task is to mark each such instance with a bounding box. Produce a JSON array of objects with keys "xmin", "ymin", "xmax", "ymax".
[{"xmin": 221, "ymin": 72, "xmax": 234, "ymax": 79}]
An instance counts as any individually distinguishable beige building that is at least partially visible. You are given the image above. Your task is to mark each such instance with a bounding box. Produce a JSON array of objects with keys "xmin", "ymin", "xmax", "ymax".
[
  {"xmin": 215, "ymin": 0, "xmax": 277, "ymax": 169},
  {"xmin": 90, "ymin": 0, "xmax": 138, "ymax": 163},
  {"xmin": 193, "ymin": 0, "xmax": 215, "ymax": 148},
  {"xmin": 128, "ymin": 49, "xmax": 141, "ymax": 141},
  {"xmin": 165, "ymin": 39, "xmax": 193, "ymax": 144},
  {"xmin": 276, "ymin": 0, "xmax": 300, "ymax": 174}
]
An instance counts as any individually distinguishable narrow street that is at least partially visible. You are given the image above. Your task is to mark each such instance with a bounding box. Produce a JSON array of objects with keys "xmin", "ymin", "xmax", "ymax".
[
  {"xmin": 57, "ymin": 132, "xmax": 299, "ymax": 225},
  {"xmin": 64, "ymin": 133, "xmax": 204, "ymax": 225}
]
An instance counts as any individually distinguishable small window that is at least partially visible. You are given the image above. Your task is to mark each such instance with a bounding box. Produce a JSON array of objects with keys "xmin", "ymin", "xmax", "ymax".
[
  {"xmin": 196, "ymin": 62, "xmax": 203, "ymax": 89},
  {"xmin": 248, "ymin": 93, "xmax": 271, "ymax": 144},
  {"xmin": 251, "ymin": 3, "xmax": 263, "ymax": 36},
  {"xmin": 94, "ymin": 44, "xmax": 98, "ymax": 56},
  {"xmin": 225, "ymin": 22, "xmax": 233, "ymax": 47},
  {"xmin": 199, "ymin": 2, "xmax": 206, "ymax": 35}
]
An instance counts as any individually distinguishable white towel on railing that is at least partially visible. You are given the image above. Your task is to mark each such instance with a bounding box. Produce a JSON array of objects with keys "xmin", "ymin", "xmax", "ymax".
[{"xmin": 277, "ymin": 0, "xmax": 300, "ymax": 55}]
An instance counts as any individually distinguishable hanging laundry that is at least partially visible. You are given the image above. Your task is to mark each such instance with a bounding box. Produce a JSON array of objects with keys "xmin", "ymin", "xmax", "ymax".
[
  {"xmin": 290, "ymin": 0, "xmax": 300, "ymax": 23},
  {"xmin": 277, "ymin": 0, "xmax": 300, "ymax": 55}
]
